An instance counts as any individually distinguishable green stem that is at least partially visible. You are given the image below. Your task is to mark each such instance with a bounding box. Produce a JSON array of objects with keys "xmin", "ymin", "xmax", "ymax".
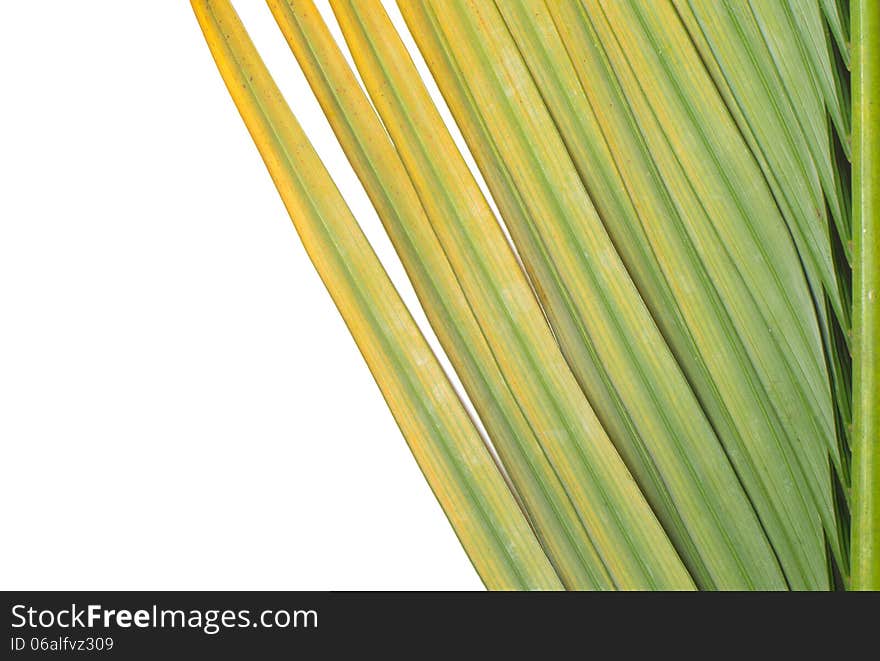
[{"xmin": 851, "ymin": 0, "xmax": 880, "ymax": 590}]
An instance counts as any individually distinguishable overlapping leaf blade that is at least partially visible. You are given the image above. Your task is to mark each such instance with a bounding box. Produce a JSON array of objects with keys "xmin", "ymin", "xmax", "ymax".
[
  {"xmin": 676, "ymin": 1, "xmax": 848, "ymax": 320},
  {"xmin": 395, "ymin": 0, "xmax": 798, "ymax": 589},
  {"xmin": 670, "ymin": 0, "xmax": 851, "ymax": 569},
  {"xmin": 191, "ymin": 0, "xmax": 856, "ymax": 591},
  {"xmin": 538, "ymin": 0, "xmax": 839, "ymax": 586},
  {"xmin": 821, "ymin": 0, "xmax": 851, "ymax": 70},
  {"xmin": 784, "ymin": 0, "xmax": 851, "ymax": 161},
  {"xmin": 267, "ymin": 0, "xmax": 615, "ymax": 589},
  {"xmin": 328, "ymin": 0, "xmax": 695, "ymax": 590},
  {"xmin": 190, "ymin": 0, "xmax": 562, "ymax": 591}
]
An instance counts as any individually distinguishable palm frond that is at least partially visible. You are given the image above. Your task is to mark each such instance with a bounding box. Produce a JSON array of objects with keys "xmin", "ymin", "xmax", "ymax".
[{"xmin": 189, "ymin": 0, "xmax": 872, "ymax": 590}]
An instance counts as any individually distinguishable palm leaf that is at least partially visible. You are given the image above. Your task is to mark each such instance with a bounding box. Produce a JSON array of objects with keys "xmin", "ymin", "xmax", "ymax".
[
  {"xmin": 266, "ymin": 0, "xmax": 620, "ymax": 589},
  {"xmin": 394, "ymin": 0, "xmax": 800, "ymax": 589},
  {"xmin": 189, "ymin": 0, "xmax": 874, "ymax": 590},
  {"xmin": 325, "ymin": 0, "xmax": 694, "ymax": 590},
  {"xmin": 190, "ymin": 0, "xmax": 562, "ymax": 590},
  {"xmin": 495, "ymin": 0, "xmax": 841, "ymax": 589}
]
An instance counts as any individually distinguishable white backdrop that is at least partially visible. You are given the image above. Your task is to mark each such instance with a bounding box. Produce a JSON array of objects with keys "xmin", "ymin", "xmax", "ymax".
[{"xmin": 0, "ymin": 1, "xmax": 493, "ymax": 590}]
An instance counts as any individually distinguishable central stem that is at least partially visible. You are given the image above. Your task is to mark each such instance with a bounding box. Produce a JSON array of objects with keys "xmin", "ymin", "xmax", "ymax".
[{"xmin": 851, "ymin": 0, "xmax": 880, "ymax": 591}]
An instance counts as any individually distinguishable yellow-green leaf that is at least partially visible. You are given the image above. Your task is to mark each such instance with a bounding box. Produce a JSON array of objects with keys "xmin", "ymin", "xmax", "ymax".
[
  {"xmin": 329, "ymin": 0, "xmax": 694, "ymax": 590},
  {"xmin": 395, "ymin": 0, "xmax": 791, "ymax": 589},
  {"xmin": 266, "ymin": 0, "xmax": 612, "ymax": 589},
  {"xmin": 190, "ymin": 0, "xmax": 561, "ymax": 591}
]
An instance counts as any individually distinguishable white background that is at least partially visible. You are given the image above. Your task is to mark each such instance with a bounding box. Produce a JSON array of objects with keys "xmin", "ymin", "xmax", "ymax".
[{"xmin": 0, "ymin": 1, "xmax": 492, "ymax": 589}]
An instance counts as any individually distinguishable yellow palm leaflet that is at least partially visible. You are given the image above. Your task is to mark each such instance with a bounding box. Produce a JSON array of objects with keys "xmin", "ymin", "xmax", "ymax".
[
  {"xmin": 189, "ymin": 0, "xmax": 562, "ymax": 591},
  {"xmin": 328, "ymin": 0, "xmax": 694, "ymax": 589},
  {"xmin": 394, "ymin": 0, "xmax": 797, "ymax": 589},
  {"xmin": 267, "ymin": 0, "xmax": 611, "ymax": 589}
]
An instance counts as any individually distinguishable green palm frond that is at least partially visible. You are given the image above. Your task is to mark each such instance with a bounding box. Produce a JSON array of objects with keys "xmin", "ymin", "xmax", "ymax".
[{"xmin": 190, "ymin": 0, "xmax": 876, "ymax": 590}]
